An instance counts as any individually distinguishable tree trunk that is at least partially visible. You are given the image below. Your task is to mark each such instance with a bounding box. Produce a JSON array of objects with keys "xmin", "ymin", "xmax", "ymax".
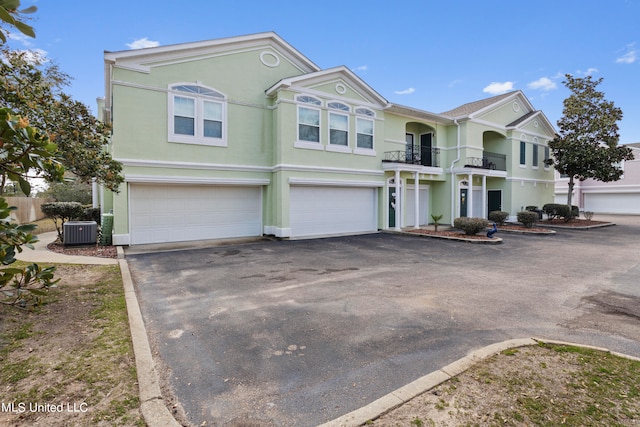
[{"xmin": 566, "ymin": 176, "xmax": 575, "ymax": 207}]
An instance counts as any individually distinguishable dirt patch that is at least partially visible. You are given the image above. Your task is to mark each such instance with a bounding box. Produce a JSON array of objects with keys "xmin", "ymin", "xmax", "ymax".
[
  {"xmin": 0, "ymin": 264, "xmax": 143, "ymax": 426},
  {"xmin": 373, "ymin": 343, "xmax": 640, "ymax": 426}
]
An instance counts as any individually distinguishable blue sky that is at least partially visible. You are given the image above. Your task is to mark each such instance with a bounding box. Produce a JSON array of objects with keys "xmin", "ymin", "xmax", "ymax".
[{"xmin": 7, "ymin": 0, "xmax": 640, "ymax": 143}]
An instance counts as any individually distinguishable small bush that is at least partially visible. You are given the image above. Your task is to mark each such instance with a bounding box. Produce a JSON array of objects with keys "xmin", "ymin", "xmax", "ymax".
[
  {"xmin": 41, "ymin": 202, "xmax": 85, "ymax": 241},
  {"xmin": 488, "ymin": 210, "xmax": 509, "ymax": 225},
  {"xmin": 583, "ymin": 211, "xmax": 594, "ymax": 221},
  {"xmin": 525, "ymin": 205, "xmax": 539, "ymax": 212},
  {"xmin": 78, "ymin": 206, "xmax": 101, "ymax": 224},
  {"xmin": 517, "ymin": 211, "xmax": 539, "ymax": 228},
  {"xmin": 542, "ymin": 203, "xmax": 579, "ymax": 221},
  {"xmin": 453, "ymin": 217, "xmax": 489, "ymax": 235}
]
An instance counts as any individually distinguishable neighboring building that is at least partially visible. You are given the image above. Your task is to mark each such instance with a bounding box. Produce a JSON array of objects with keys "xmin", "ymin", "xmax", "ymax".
[
  {"xmin": 100, "ymin": 32, "xmax": 556, "ymax": 245},
  {"xmin": 554, "ymin": 143, "xmax": 640, "ymax": 214}
]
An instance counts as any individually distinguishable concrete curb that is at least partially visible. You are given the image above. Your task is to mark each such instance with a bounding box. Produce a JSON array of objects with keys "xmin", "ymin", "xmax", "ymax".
[
  {"xmin": 382, "ymin": 230, "xmax": 503, "ymax": 244},
  {"xmin": 319, "ymin": 337, "xmax": 640, "ymax": 426},
  {"xmin": 119, "ymin": 258, "xmax": 182, "ymax": 427},
  {"xmin": 533, "ymin": 221, "xmax": 616, "ymax": 230},
  {"xmin": 318, "ymin": 338, "xmax": 536, "ymax": 427}
]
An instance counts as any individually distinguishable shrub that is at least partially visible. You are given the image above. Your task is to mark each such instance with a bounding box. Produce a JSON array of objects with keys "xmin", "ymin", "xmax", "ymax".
[
  {"xmin": 488, "ymin": 210, "xmax": 509, "ymax": 225},
  {"xmin": 41, "ymin": 202, "xmax": 85, "ymax": 241},
  {"xmin": 517, "ymin": 211, "xmax": 539, "ymax": 228},
  {"xmin": 78, "ymin": 206, "xmax": 101, "ymax": 224},
  {"xmin": 525, "ymin": 205, "xmax": 539, "ymax": 212},
  {"xmin": 542, "ymin": 203, "xmax": 579, "ymax": 221},
  {"xmin": 453, "ymin": 217, "xmax": 489, "ymax": 235},
  {"xmin": 583, "ymin": 211, "xmax": 594, "ymax": 221}
]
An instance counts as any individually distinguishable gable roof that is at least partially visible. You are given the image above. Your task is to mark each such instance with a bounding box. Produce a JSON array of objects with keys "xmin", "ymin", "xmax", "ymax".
[
  {"xmin": 440, "ymin": 92, "xmax": 516, "ymax": 118},
  {"xmin": 385, "ymin": 104, "xmax": 454, "ymax": 125},
  {"xmin": 266, "ymin": 66, "xmax": 389, "ymax": 106},
  {"xmin": 104, "ymin": 31, "xmax": 321, "ymax": 74}
]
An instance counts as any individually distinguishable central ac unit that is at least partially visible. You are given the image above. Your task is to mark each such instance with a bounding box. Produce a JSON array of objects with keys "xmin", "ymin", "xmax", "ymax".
[{"xmin": 64, "ymin": 221, "xmax": 97, "ymax": 246}]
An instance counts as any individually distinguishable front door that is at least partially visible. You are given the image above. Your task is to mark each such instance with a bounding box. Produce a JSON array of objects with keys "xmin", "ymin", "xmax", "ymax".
[
  {"xmin": 487, "ymin": 190, "xmax": 502, "ymax": 217},
  {"xmin": 460, "ymin": 188, "xmax": 468, "ymax": 217},
  {"xmin": 388, "ymin": 186, "xmax": 397, "ymax": 228},
  {"xmin": 420, "ymin": 133, "xmax": 433, "ymax": 166}
]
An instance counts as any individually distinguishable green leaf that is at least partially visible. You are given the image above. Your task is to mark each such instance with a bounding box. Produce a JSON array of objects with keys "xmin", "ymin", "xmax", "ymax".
[
  {"xmin": 18, "ymin": 178, "xmax": 31, "ymax": 196},
  {"xmin": 13, "ymin": 20, "xmax": 34, "ymax": 38},
  {"xmin": 0, "ymin": 5, "xmax": 15, "ymax": 24},
  {"xmin": 18, "ymin": 5, "xmax": 36, "ymax": 14}
]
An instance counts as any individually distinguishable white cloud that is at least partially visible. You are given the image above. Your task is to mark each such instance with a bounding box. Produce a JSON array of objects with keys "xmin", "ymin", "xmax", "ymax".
[
  {"xmin": 616, "ymin": 42, "xmax": 638, "ymax": 64},
  {"xmin": 448, "ymin": 79, "xmax": 463, "ymax": 88},
  {"xmin": 353, "ymin": 65, "xmax": 368, "ymax": 72},
  {"xmin": 394, "ymin": 87, "xmax": 415, "ymax": 95},
  {"xmin": 482, "ymin": 81, "xmax": 514, "ymax": 95},
  {"xmin": 577, "ymin": 67, "xmax": 599, "ymax": 76},
  {"xmin": 527, "ymin": 77, "xmax": 557, "ymax": 91},
  {"xmin": 126, "ymin": 37, "xmax": 160, "ymax": 49}
]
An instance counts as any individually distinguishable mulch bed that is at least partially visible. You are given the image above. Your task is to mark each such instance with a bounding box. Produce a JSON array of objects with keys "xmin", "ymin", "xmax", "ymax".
[{"xmin": 46, "ymin": 241, "xmax": 118, "ymax": 258}]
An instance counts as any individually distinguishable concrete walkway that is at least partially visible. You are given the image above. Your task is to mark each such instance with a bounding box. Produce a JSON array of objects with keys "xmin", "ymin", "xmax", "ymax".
[{"xmin": 15, "ymin": 231, "xmax": 118, "ymax": 265}]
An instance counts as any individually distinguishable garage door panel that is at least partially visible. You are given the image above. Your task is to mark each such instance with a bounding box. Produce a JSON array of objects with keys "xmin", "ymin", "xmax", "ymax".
[
  {"xmin": 290, "ymin": 186, "xmax": 377, "ymax": 238},
  {"xmin": 584, "ymin": 193, "xmax": 640, "ymax": 214},
  {"xmin": 130, "ymin": 184, "xmax": 262, "ymax": 245}
]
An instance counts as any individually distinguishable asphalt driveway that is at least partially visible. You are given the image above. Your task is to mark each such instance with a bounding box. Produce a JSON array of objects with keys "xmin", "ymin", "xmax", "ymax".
[{"xmin": 126, "ymin": 216, "xmax": 640, "ymax": 426}]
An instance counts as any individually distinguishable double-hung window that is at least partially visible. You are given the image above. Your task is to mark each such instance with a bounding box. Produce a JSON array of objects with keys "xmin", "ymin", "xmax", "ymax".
[
  {"xmin": 297, "ymin": 95, "xmax": 321, "ymax": 143},
  {"xmin": 355, "ymin": 108, "xmax": 375, "ymax": 151},
  {"xmin": 328, "ymin": 102, "xmax": 349, "ymax": 147},
  {"xmin": 532, "ymin": 144, "xmax": 539, "ymax": 167},
  {"xmin": 169, "ymin": 84, "xmax": 226, "ymax": 146}
]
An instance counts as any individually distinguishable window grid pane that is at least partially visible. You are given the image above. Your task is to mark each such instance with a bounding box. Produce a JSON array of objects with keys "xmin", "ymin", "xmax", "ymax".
[
  {"xmin": 174, "ymin": 116, "xmax": 195, "ymax": 136},
  {"xmin": 174, "ymin": 96, "xmax": 195, "ymax": 117},
  {"xmin": 356, "ymin": 118, "xmax": 374, "ymax": 149}
]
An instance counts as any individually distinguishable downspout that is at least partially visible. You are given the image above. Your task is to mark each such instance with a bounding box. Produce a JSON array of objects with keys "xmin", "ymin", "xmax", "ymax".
[{"xmin": 450, "ymin": 119, "xmax": 461, "ymax": 225}]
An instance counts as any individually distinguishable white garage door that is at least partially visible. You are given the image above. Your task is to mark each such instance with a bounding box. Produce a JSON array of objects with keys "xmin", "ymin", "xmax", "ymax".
[
  {"xmin": 130, "ymin": 184, "xmax": 262, "ymax": 245},
  {"xmin": 289, "ymin": 186, "xmax": 378, "ymax": 238},
  {"xmin": 584, "ymin": 193, "xmax": 640, "ymax": 214}
]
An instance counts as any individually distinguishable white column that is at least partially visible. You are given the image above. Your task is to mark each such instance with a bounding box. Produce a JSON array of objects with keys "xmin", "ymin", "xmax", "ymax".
[
  {"xmin": 414, "ymin": 171, "xmax": 420, "ymax": 229},
  {"xmin": 468, "ymin": 173, "xmax": 473, "ymax": 217},
  {"xmin": 482, "ymin": 175, "xmax": 487, "ymax": 218},
  {"xmin": 92, "ymin": 178, "xmax": 99, "ymax": 208},
  {"xmin": 394, "ymin": 170, "xmax": 401, "ymax": 231}
]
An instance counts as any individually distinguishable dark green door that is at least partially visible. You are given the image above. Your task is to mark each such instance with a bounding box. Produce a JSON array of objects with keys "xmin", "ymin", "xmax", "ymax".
[
  {"xmin": 389, "ymin": 186, "xmax": 397, "ymax": 227},
  {"xmin": 420, "ymin": 133, "xmax": 432, "ymax": 166},
  {"xmin": 460, "ymin": 188, "xmax": 468, "ymax": 217},
  {"xmin": 487, "ymin": 190, "xmax": 502, "ymax": 217}
]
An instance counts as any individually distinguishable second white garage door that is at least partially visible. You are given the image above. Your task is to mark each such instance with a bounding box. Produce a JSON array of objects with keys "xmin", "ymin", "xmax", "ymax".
[
  {"xmin": 584, "ymin": 192, "xmax": 640, "ymax": 214},
  {"xmin": 130, "ymin": 184, "xmax": 262, "ymax": 245},
  {"xmin": 289, "ymin": 186, "xmax": 378, "ymax": 238}
]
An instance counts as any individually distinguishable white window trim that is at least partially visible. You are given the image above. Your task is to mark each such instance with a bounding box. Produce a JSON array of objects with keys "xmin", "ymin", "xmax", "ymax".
[
  {"xmin": 296, "ymin": 94, "xmax": 322, "ymax": 147},
  {"xmin": 328, "ymin": 111, "xmax": 350, "ymax": 148},
  {"xmin": 168, "ymin": 83, "xmax": 227, "ymax": 147},
  {"xmin": 356, "ymin": 116, "xmax": 375, "ymax": 151}
]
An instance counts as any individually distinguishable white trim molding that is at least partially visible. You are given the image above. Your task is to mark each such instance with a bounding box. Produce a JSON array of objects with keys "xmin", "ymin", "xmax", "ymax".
[
  {"xmin": 126, "ymin": 174, "xmax": 270, "ymax": 186},
  {"xmin": 288, "ymin": 177, "xmax": 384, "ymax": 187}
]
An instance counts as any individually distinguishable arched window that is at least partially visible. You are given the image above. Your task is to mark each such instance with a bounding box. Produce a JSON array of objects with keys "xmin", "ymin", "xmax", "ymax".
[{"xmin": 169, "ymin": 83, "xmax": 226, "ymax": 146}]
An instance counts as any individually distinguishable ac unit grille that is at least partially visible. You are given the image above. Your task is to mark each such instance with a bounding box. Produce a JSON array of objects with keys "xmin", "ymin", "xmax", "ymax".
[{"xmin": 64, "ymin": 221, "xmax": 97, "ymax": 246}]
